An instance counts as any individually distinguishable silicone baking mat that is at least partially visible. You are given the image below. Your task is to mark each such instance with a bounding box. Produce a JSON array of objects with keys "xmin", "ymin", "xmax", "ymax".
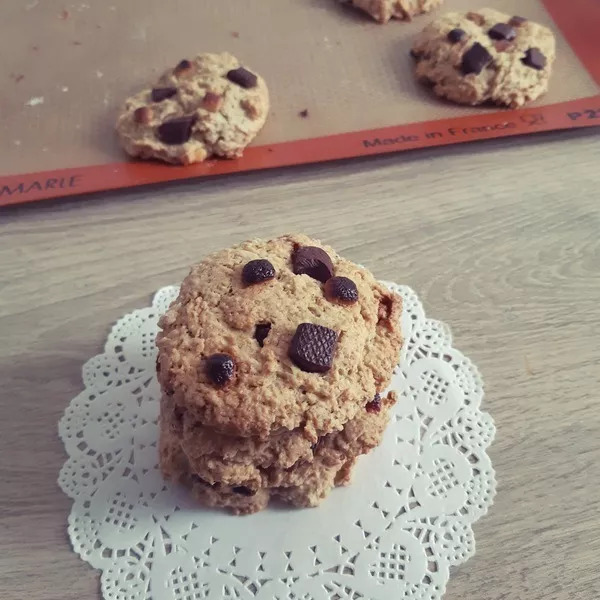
[{"xmin": 1, "ymin": 0, "xmax": 599, "ymax": 206}]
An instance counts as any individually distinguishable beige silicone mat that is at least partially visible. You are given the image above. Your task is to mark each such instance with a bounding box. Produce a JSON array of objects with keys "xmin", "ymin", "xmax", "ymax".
[{"xmin": 1, "ymin": 0, "xmax": 599, "ymax": 198}]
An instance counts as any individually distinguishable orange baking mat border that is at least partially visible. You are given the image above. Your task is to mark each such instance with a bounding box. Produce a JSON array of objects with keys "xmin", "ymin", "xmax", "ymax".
[{"xmin": 1, "ymin": 0, "xmax": 599, "ymax": 208}]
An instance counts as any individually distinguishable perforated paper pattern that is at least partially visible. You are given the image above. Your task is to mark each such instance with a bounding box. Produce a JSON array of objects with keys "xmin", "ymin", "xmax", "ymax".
[{"xmin": 58, "ymin": 283, "xmax": 496, "ymax": 600}]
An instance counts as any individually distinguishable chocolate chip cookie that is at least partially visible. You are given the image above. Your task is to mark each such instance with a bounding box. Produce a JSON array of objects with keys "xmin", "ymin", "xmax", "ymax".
[
  {"xmin": 156, "ymin": 234, "xmax": 403, "ymax": 513},
  {"xmin": 156, "ymin": 234, "xmax": 402, "ymax": 441},
  {"xmin": 411, "ymin": 8, "xmax": 556, "ymax": 107},
  {"xmin": 340, "ymin": 0, "xmax": 443, "ymax": 23},
  {"xmin": 116, "ymin": 52, "xmax": 269, "ymax": 164}
]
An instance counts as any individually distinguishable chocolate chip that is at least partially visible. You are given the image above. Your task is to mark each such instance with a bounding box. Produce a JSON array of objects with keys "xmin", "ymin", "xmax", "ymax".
[
  {"xmin": 522, "ymin": 47, "xmax": 546, "ymax": 70},
  {"xmin": 174, "ymin": 59, "xmax": 193, "ymax": 76},
  {"xmin": 205, "ymin": 353, "xmax": 236, "ymax": 386},
  {"xmin": 289, "ymin": 323, "xmax": 337, "ymax": 373},
  {"xmin": 157, "ymin": 115, "xmax": 196, "ymax": 145},
  {"xmin": 201, "ymin": 91, "xmax": 222, "ymax": 112},
  {"xmin": 133, "ymin": 106, "xmax": 152, "ymax": 125},
  {"xmin": 466, "ymin": 12, "xmax": 485, "ymax": 26},
  {"xmin": 509, "ymin": 16, "xmax": 527, "ymax": 27},
  {"xmin": 151, "ymin": 87, "xmax": 177, "ymax": 102},
  {"xmin": 293, "ymin": 246, "xmax": 334, "ymax": 283},
  {"xmin": 488, "ymin": 23, "xmax": 516, "ymax": 41},
  {"xmin": 232, "ymin": 486, "xmax": 256, "ymax": 496},
  {"xmin": 447, "ymin": 28, "xmax": 466, "ymax": 43},
  {"xmin": 242, "ymin": 259, "xmax": 276, "ymax": 286},
  {"xmin": 254, "ymin": 323, "xmax": 271, "ymax": 347},
  {"xmin": 461, "ymin": 43, "xmax": 493, "ymax": 75},
  {"xmin": 324, "ymin": 276, "xmax": 359, "ymax": 305},
  {"xmin": 366, "ymin": 393, "xmax": 382, "ymax": 414},
  {"xmin": 226, "ymin": 67, "xmax": 258, "ymax": 89},
  {"xmin": 377, "ymin": 295, "xmax": 394, "ymax": 323}
]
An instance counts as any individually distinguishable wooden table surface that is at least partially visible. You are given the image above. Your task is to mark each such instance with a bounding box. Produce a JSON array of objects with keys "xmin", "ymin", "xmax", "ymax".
[{"xmin": 1, "ymin": 129, "xmax": 599, "ymax": 600}]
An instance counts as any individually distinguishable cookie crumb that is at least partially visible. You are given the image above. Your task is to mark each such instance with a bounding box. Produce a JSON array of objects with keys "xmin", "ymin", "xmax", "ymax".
[
  {"xmin": 298, "ymin": 109, "xmax": 309, "ymax": 118},
  {"xmin": 60, "ymin": 9, "xmax": 69, "ymax": 19},
  {"xmin": 25, "ymin": 96, "xmax": 44, "ymax": 107},
  {"xmin": 231, "ymin": 31, "xmax": 240, "ymax": 38}
]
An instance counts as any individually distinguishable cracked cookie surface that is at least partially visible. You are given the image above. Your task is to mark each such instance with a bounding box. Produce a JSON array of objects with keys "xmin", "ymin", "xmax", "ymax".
[{"xmin": 156, "ymin": 234, "xmax": 402, "ymax": 441}]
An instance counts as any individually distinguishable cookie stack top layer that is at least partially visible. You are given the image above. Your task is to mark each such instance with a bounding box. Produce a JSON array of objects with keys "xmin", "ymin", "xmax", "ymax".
[{"xmin": 156, "ymin": 234, "xmax": 402, "ymax": 441}]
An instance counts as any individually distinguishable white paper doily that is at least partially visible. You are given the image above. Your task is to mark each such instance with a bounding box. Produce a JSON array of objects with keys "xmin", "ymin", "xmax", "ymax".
[{"xmin": 58, "ymin": 283, "xmax": 496, "ymax": 600}]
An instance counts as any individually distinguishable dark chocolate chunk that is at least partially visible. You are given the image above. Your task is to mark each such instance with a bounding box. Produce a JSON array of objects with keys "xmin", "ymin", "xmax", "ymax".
[
  {"xmin": 293, "ymin": 246, "xmax": 334, "ymax": 283},
  {"xmin": 157, "ymin": 115, "xmax": 196, "ymax": 145},
  {"xmin": 232, "ymin": 486, "xmax": 257, "ymax": 496},
  {"xmin": 509, "ymin": 16, "xmax": 527, "ymax": 27},
  {"xmin": 378, "ymin": 295, "xmax": 394, "ymax": 323},
  {"xmin": 461, "ymin": 43, "xmax": 493, "ymax": 75},
  {"xmin": 324, "ymin": 276, "xmax": 359, "ymax": 305},
  {"xmin": 226, "ymin": 67, "xmax": 258, "ymax": 89},
  {"xmin": 151, "ymin": 87, "xmax": 177, "ymax": 102},
  {"xmin": 522, "ymin": 47, "xmax": 546, "ymax": 70},
  {"xmin": 289, "ymin": 323, "xmax": 337, "ymax": 373},
  {"xmin": 447, "ymin": 28, "xmax": 466, "ymax": 43},
  {"xmin": 242, "ymin": 259, "xmax": 276, "ymax": 286},
  {"xmin": 254, "ymin": 323, "xmax": 272, "ymax": 347},
  {"xmin": 174, "ymin": 59, "xmax": 193, "ymax": 76},
  {"xmin": 205, "ymin": 353, "xmax": 236, "ymax": 386},
  {"xmin": 488, "ymin": 23, "xmax": 516, "ymax": 41},
  {"xmin": 366, "ymin": 393, "xmax": 382, "ymax": 414}
]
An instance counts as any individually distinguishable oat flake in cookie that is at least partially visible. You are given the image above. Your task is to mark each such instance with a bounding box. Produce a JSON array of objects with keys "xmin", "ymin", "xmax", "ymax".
[
  {"xmin": 116, "ymin": 52, "xmax": 269, "ymax": 165},
  {"xmin": 156, "ymin": 234, "xmax": 403, "ymax": 514},
  {"xmin": 340, "ymin": 0, "xmax": 444, "ymax": 24},
  {"xmin": 411, "ymin": 8, "xmax": 556, "ymax": 107}
]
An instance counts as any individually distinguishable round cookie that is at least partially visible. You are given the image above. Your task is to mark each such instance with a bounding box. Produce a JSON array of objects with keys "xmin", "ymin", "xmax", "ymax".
[
  {"xmin": 411, "ymin": 8, "xmax": 556, "ymax": 107},
  {"xmin": 340, "ymin": 0, "xmax": 443, "ymax": 23},
  {"xmin": 116, "ymin": 52, "xmax": 269, "ymax": 165},
  {"xmin": 156, "ymin": 234, "xmax": 402, "ymax": 441}
]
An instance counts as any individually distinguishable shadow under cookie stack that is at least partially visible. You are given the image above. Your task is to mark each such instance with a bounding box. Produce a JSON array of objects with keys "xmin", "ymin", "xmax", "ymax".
[{"xmin": 156, "ymin": 234, "xmax": 402, "ymax": 514}]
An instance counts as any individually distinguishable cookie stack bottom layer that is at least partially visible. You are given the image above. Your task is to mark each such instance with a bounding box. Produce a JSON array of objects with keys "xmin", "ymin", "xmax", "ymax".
[{"xmin": 160, "ymin": 392, "xmax": 396, "ymax": 515}]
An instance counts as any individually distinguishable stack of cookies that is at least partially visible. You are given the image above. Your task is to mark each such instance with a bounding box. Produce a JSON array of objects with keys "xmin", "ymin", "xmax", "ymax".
[{"xmin": 156, "ymin": 234, "xmax": 402, "ymax": 514}]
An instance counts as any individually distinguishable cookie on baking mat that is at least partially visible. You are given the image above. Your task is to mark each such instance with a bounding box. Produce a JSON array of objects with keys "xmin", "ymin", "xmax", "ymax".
[
  {"xmin": 411, "ymin": 8, "xmax": 555, "ymax": 107},
  {"xmin": 340, "ymin": 0, "xmax": 444, "ymax": 23},
  {"xmin": 116, "ymin": 52, "xmax": 269, "ymax": 165},
  {"xmin": 156, "ymin": 234, "xmax": 403, "ymax": 514}
]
